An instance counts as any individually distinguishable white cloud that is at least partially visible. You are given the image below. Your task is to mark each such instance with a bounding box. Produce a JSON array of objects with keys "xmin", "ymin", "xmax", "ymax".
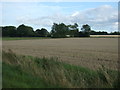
[
  {"xmin": 16, "ymin": 5, "xmax": 118, "ymax": 32},
  {"xmin": 0, "ymin": 5, "xmax": 2, "ymax": 25},
  {"xmin": 70, "ymin": 5, "xmax": 118, "ymax": 32},
  {"xmin": 71, "ymin": 11, "xmax": 79, "ymax": 17},
  {"xmin": 112, "ymin": 22, "xmax": 118, "ymax": 30}
]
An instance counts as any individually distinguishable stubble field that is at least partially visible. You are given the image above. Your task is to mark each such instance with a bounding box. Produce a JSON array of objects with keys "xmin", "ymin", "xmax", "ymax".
[{"xmin": 2, "ymin": 38, "xmax": 118, "ymax": 70}]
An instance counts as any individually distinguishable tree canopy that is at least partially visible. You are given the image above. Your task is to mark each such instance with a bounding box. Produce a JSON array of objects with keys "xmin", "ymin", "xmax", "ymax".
[
  {"xmin": 1, "ymin": 23, "xmax": 119, "ymax": 38},
  {"xmin": 80, "ymin": 24, "xmax": 91, "ymax": 37},
  {"xmin": 17, "ymin": 24, "xmax": 35, "ymax": 37},
  {"xmin": 35, "ymin": 28, "xmax": 49, "ymax": 37},
  {"xmin": 68, "ymin": 23, "xmax": 79, "ymax": 37},
  {"xmin": 51, "ymin": 23, "xmax": 69, "ymax": 38},
  {"xmin": 2, "ymin": 26, "xmax": 17, "ymax": 37}
]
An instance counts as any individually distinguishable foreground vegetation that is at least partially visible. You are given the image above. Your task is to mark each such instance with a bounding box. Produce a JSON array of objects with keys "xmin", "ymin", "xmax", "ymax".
[
  {"xmin": 2, "ymin": 37, "xmax": 50, "ymax": 41},
  {"xmin": 2, "ymin": 50, "xmax": 120, "ymax": 88},
  {"xmin": 2, "ymin": 35, "xmax": 119, "ymax": 41}
]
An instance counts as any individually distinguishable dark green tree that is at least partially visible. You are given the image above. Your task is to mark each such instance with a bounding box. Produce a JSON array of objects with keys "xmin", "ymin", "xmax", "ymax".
[
  {"xmin": 2, "ymin": 26, "xmax": 17, "ymax": 37},
  {"xmin": 68, "ymin": 23, "xmax": 79, "ymax": 37},
  {"xmin": 80, "ymin": 24, "xmax": 91, "ymax": 37},
  {"xmin": 81, "ymin": 24, "xmax": 91, "ymax": 32},
  {"xmin": 51, "ymin": 23, "xmax": 69, "ymax": 38},
  {"xmin": 109, "ymin": 31, "xmax": 120, "ymax": 35},
  {"xmin": 35, "ymin": 29, "xmax": 41, "ymax": 36},
  {"xmin": 35, "ymin": 28, "xmax": 49, "ymax": 37},
  {"xmin": 17, "ymin": 24, "xmax": 35, "ymax": 37}
]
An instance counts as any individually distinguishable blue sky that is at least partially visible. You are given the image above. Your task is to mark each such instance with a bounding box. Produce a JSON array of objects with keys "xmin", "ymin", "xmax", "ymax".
[{"xmin": 1, "ymin": 2, "xmax": 118, "ymax": 32}]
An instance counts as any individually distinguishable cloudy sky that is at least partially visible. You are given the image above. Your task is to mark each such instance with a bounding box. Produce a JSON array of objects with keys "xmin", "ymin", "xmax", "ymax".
[{"xmin": 0, "ymin": 1, "xmax": 118, "ymax": 32}]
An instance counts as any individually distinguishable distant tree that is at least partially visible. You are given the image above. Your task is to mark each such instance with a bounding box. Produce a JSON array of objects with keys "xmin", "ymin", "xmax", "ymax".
[
  {"xmin": 35, "ymin": 29, "xmax": 41, "ymax": 36},
  {"xmin": 2, "ymin": 26, "xmax": 17, "ymax": 37},
  {"xmin": 51, "ymin": 23, "xmax": 69, "ymax": 38},
  {"xmin": 80, "ymin": 24, "xmax": 91, "ymax": 37},
  {"xmin": 90, "ymin": 30, "xmax": 96, "ymax": 35},
  {"xmin": 109, "ymin": 31, "xmax": 120, "ymax": 35},
  {"xmin": 97, "ymin": 31, "xmax": 108, "ymax": 35},
  {"xmin": 40, "ymin": 28, "xmax": 49, "ymax": 37},
  {"xmin": 35, "ymin": 28, "xmax": 49, "ymax": 37},
  {"xmin": 90, "ymin": 30, "xmax": 109, "ymax": 35},
  {"xmin": 17, "ymin": 24, "xmax": 35, "ymax": 37},
  {"xmin": 68, "ymin": 23, "xmax": 79, "ymax": 37},
  {"xmin": 81, "ymin": 24, "xmax": 91, "ymax": 33}
]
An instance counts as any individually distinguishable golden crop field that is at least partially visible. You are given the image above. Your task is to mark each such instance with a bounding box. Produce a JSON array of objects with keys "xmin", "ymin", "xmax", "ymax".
[
  {"xmin": 2, "ymin": 38, "xmax": 118, "ymax": 70},
  {"xmin": 90, "ymin": 35, "xmax": 120, "ymax": 38}
]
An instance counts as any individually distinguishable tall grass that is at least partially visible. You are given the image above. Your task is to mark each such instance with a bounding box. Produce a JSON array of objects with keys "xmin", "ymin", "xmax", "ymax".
[{"xmin": 2, "ymin": 49, "xmax": 120, "ymax": 88}]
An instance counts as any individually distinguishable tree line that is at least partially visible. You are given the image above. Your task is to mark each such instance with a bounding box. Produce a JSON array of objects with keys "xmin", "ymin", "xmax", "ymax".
[
  {"xmin": 1, "ymin": 24, "xmax": 49, "ymax": 37},
  {"xmin": 1, "ymin": 23, "xmax": 120, "ymax": 38}
]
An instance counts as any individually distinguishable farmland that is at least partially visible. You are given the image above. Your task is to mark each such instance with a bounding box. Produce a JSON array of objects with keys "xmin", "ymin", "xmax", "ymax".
[
  {"xmin": 1, "ymin": 1, "xmax": 119, "ymax": 88},
  {"xmin": 2, "ymin": 38, "xmax": 118, "ymax": 70},
  {"xmin": 90, "ymin": 35, "xmax": 120, "ymax": 38}
]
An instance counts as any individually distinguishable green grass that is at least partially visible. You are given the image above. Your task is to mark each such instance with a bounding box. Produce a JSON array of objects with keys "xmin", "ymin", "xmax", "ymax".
[
  {"xmin": 2, "ymin": 62, "xmax": 60, "ymax": 88},
  {"xmin": 2, "ymin": 36, "xmax": 119, "ymax": 41},
  {"xmin": 2, "ymin": 50, "xmax": 120, "ymax": 88},
  {"xmin": 2, "ymin": 37, "xmax": 50, "ymax": 40}
]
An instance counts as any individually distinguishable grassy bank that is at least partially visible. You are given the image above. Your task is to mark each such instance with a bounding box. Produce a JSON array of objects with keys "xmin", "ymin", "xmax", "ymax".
[
  {"xmin": 2, "ymin": 35, "xmax": 120, "ymax": 41},
  {"xmin": 2, "ymin": 50, "xmax": 120, "ymax": 88},
  {"xmin": 2, "ymin": 37, "xmax": 50, "ymax": 40}
]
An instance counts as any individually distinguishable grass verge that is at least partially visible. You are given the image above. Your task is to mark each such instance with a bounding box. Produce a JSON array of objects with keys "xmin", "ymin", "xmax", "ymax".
[
  {"xmin": 2, "ymin": 37, "xmax": 50, "ymax": 41},
  {"xmin": 2, "ymin": 49, "xmax": 120, "ymax": 88}
]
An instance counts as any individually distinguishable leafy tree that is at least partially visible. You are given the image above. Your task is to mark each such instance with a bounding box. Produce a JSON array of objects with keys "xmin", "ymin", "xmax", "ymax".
[
  {"xmin": 91, "ymin": 31, "xmax": 108, "ymax": 35},
  {"xmin": 2, "ymin": 26, "xmax": 17, "ymax": 37},
  {"xmin": 40, "ymin": 28, "xmax": 49, "ymax": 37},
  {"xmin": 17, "ymin": 24, "xmax": 35, "ymax": 37},
  {"xmin": 90, "ymin": 30, "xmax": 96, "ymax": 35},
  {"xmin": 109, "ymin": 31, "xmax": 120, "ymax": 35},
  {"xmin": 81, "ymin": 24, "xmax": 91, "ymax": 32},
  {"xmin": 35, "ymin": 29, "xmax": 41, "ymax": 36},
  {"xmin": 51, "ymin": 23, "xmax": 69, "ymax": 38},
  {"xmin": 35, "ymin": 28, "xmax": 49, "ymax": 37},
  {"xmin": 80, "ymin": 24, "xmax": 91, "ymax": 37},
  {"xmin": 68, "ymin": 23, "xmax": 79, "ymax": 37}
]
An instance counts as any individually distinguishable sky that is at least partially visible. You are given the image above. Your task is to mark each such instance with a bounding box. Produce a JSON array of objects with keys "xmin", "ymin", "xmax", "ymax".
[{"xmin": 0, "ymin": 1, "xmax": 118, "ymax": 32}]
